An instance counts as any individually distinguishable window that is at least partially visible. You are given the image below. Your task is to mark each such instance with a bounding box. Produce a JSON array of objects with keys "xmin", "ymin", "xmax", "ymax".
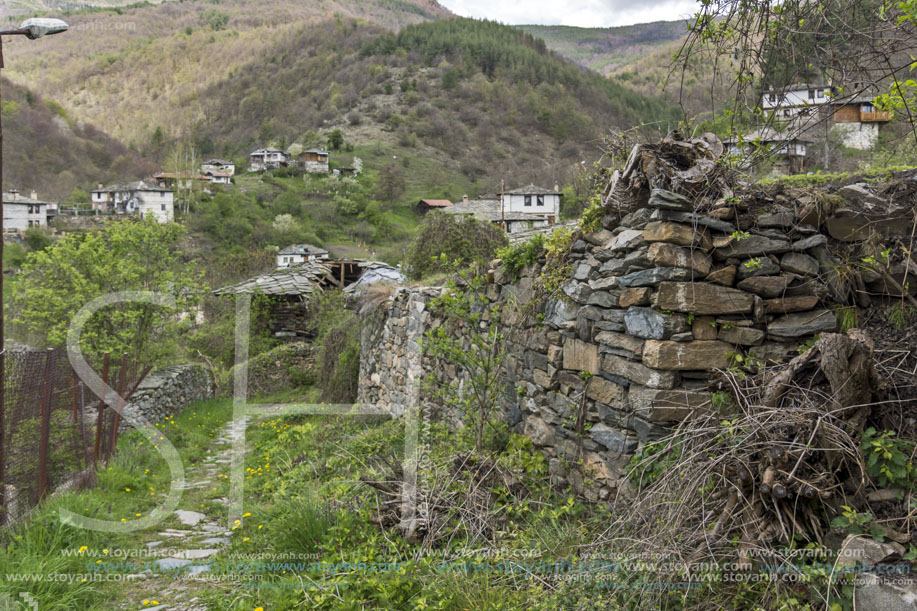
[
  {"xmin": 161, "ymin": 204, "xmax": 166, "ymax": 211},
  {"xmin": 536, "ymin": 195, "xmax": 544, "ymax": 207},
  {"xmin": 808, "ymin": 89, "xmax": 815, "ymax": 99},
  {"xmin": 767, "ymin": 93, "xmax": 776, "ymax": 103},
  {"xmin": 524, "ymin": 195, "xmax": 532, "ymax": 207},
  {"xmin": 817, "ymin": 90, "xmax": 825, "ymax": 99},
  {"xmin": 862, "ymin": 103, "xmax": 874, "ymax": 113}
]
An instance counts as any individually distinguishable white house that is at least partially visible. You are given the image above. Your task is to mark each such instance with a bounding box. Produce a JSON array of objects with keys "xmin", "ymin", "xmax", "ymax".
[
  {"xmin": 276, "ymin": 243, "xmax": 330, "ymax": 268},
  {"xmin": 206, "ymin": 172, "xmax": 232, "ymax": 185},
  {"xmin": 2, "ymin": 189, "xmax": 53, "ymax": 232},
  {"xmin": 761, "ymin": 83, "xmax": 891, "ymax": 150},
  {"xmin": 501, "ymin": 184, "xmax": 561, "ymax": 223},
  {"xmin": 762, "ymin": 83, "xmax": 834, "ymax": 119},
  {"xmin": 445, "ymin": 188, "xmax": 559, "ymax": 235},
  {"xmin": 91, "ymin": 181, "xmax": 175, "ymax": 223},
  {"xmin": 250, "ymin": 148, "xmax": 290, "ymax": 172},
  {"xmin": 201, "ymin": 159, "xmax": 235, "ymax": 176}
]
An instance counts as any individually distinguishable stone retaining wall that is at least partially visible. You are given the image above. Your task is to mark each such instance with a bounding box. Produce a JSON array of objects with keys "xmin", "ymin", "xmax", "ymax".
[
  {"xmin": 358, "ymin": 187, "xmax": 853, "ymax": 500},
  {"xmin": 119, "ymin": 364, "xmax": 214, "ymax": 429}
]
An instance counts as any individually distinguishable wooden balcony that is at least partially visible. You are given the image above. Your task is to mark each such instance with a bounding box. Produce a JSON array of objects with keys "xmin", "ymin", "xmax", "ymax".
[{"xmin": 861, "ymin": 110, "xmax": 892, "ymax": 122}]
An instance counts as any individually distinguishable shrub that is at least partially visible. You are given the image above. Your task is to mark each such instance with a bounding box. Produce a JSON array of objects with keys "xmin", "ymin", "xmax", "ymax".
[{"xmin": 405, "ymin": 212, "xmax": 508, "ymax": 279}]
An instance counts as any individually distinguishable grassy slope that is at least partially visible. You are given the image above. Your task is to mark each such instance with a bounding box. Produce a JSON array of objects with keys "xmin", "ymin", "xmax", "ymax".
[
  {"xmin": 0, "ymin": 389, "xmax": 614, "ymax": 610},
  {"xmin": 519, "ymin": 20, "xmax": 688, "ymax": 76}
]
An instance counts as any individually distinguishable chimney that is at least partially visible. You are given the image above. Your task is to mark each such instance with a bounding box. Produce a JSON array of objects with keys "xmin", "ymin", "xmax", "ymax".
[
  {"xmin": 30, "ymin": 190, "xmax": 37, "ymax": 201},
  {"xmin": 97, "ymin": 183, "xmax": 103, "ymax": 190},
  {"xmin": 554, "ymin": 183, "xmax": 559, "ymax": 193},
  {"xmin": 462, "ymin": 195, "xmax": 468, "ymax": 205},
  {"xmin": 9, "ymin": 189, "xmax": 18, "ymax": 201}
]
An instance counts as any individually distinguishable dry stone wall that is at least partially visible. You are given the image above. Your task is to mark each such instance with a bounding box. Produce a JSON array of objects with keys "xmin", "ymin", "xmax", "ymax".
[
  {"xmin": 358, "ymin": 187, "xmax": 842, "ymax": 501},
  {"xmin": 118, "ymin": 364, "xmax": 214, "ymax": 429}
]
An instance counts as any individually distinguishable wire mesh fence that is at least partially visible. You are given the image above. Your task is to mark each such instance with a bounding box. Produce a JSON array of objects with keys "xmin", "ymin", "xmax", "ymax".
[{"xmin": 0, "ymin": 349, "xmax": 149, "ymax": 527}]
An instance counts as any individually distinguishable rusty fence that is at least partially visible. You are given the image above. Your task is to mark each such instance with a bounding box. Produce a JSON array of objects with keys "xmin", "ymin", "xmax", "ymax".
[{"xmin": 0, "ymin": 349, "xmax": 150, "ymax": 526}]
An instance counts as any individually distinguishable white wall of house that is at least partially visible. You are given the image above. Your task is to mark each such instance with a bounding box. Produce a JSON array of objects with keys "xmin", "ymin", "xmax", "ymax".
[
  {"xmin": 136, "ymin": 190, "xmax": 174, "ymax": 223},
  {"xmin": 506, "ymin": 218, "xmax": 550, "ymax": 234},
  {"xmin": 502, "ymin": 193, "xmax": 560, "ymax": 218},
  {"xmin": 762, "ymin": 87, "xmax": 832, "ymax": 110},
  {"xmin": 831, "ymin": 122, "xmax": 880, "ymax": 150},
  {"xmin": 277, "ymin": 254, "xmax": 305, "ymax": 268},
  {"xmin": 4, "ymin": 203, "xmax": 47, "ymax": 232},
  {"xmin": 303, "ymin": 160, "xmax": 330, "ymax": 174}
]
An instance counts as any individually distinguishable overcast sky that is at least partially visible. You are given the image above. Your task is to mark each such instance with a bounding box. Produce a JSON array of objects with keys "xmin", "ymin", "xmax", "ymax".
[{"xmin": 438, "ymin": 0, "xmax": 699, "ymax": 28}]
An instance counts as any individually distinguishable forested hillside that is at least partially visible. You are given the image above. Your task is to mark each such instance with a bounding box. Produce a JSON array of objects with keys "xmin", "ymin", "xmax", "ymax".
[
  {"xmin": 0, "ymin": 78, "xmax": 155, "ymax": 198},
  {"xmin": 199, "ymin": 18, "xmax": 679, "ymax": 185},
  {"xmin": 520, "ymin": 20, "xmax": 688, "ymax": 76},
  {"xmin": 3, "ymin": 2, "xmax": 680, "ymax": 194},
  {"xmin": 1, "ymin": 0, "xmax": 451, "ymax": 151}
]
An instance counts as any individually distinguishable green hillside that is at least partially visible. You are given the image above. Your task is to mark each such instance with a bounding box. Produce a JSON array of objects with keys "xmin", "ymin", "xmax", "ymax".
[
  {"xmin": 520, "ymin": 21, "xmax": 689, "ymax": 76},
  {"xmin": 196, "ymin": 18, "xmax": 679, "ymax": 187},
  {"xmin": 3, "ymin": 3, "xmax": 680, "ymax": 195}
]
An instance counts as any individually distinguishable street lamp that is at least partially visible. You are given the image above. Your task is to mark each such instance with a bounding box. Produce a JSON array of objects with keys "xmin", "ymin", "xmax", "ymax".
[{"xmin": 0, "ymin": 16, "xmax": 67, "ymax": 513}]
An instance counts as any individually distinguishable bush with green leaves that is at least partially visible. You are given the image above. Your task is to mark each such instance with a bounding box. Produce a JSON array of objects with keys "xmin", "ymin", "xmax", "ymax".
[
  {"xmin": 862, "ymin": 427, "xmax": 915, "ymax": 488},
  {"xmin": 308, "ymin": 289, "xmax": 361, "ymax": 403},
  {"xmin": 11, "ymin": 218, "xmax": 202, "ymax": 366},
  {"xmin": 405, "ymin": 211, "xmax": 507, "ymax": 279}
]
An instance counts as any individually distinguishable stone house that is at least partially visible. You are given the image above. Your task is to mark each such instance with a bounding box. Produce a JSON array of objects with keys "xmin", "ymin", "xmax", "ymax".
[
  {"xmin": 201, "ymin": 159, "xmax": 235, "ymax": 176},
  {"xmin": 249, "ymin": 147, "xmax": 290, "ymax": 172},
  {"xmin": 761, "ymin": 83, "xmax": 892, "ymax": 150},
  {"xmin": 2, "ymin": 189, "xmax": 55, "ymax": 232},
  {"xmin": 724, "ymin": 128, "xmax": 814, "ymax": 174},
  {"xmin": 298, "ymin": 148, "xmax": 330, "ymax": 174},
  {"xmin": 444, "ymin": 185, "xmax": 561, "ymax": 234},
  {"xmin": 91, "ymin": 181, "xmax": 175, "ymax": 223}
]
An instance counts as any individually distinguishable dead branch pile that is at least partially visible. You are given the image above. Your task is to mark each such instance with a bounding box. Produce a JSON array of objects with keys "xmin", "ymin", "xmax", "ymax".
[
  {"xmin": 361, "ymin": 451, "xmax": 529, "ymax": 548},
  {"xmin": 602, "ymin": 130, "xmax": 734, "ymax": 221},
  {"xmin": 609, "ymin": 330, "xmax": 886, "ymax": 578}
]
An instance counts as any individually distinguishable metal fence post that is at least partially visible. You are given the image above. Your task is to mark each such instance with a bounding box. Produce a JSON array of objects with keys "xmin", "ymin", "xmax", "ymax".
[
  {"xmin": 70, "ymin": 372, "xmax": 79, "ymax": 423},
  {"xmin": 108, "ymin": 353, "xmax": 128, "ymax": 460},
  {"xmin": 93, "ymin": 352, "xmax": 110, "ymax": 464},
  {"xmin": 37, "ymin": 349, "xmax": 57, "ymax": 501}
]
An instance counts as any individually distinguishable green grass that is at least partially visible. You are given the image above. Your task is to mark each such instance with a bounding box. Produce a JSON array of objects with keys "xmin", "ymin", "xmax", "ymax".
[
  {"xmin": 756, "ymin": 164, "xmax": 917, "ymax": 187},
  {"xmin": 0, "ymin": 397, "xmax": 234, "ymax": 610}
]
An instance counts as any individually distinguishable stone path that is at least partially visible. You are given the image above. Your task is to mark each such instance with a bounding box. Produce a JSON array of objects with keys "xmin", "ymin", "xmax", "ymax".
[{"xmin": 116, "ymin": 417, "xmax": 249, "ymax": 611}]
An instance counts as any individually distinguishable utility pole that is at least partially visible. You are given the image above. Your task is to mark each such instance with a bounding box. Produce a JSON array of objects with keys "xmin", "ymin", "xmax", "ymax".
[{"xmin": 0, "ymin": 17, "xmax": 69, "ymax": 511}]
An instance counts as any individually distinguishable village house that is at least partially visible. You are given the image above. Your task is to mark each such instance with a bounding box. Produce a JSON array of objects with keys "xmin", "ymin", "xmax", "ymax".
[
  {"xmin": 298, "ymin": 148, "xmax": 330, "ymax": 174},
  {"xmin": 414, "ymin": 198, "xmax": 453, "ymax": 214},
  {"xmin": 724, "ymin": 127, "xmax": 814, "ymax": 174},
  {"xmin": 276, "ymin": 243, "xmax": 330, "ymax": 268},
  {"xmin": 761, "ymin": 83, "xmax": 892, "ymax": 150},
  {"xmin": 2, "ymin": 189, "xmax": 56, "ymax": 233},
  {"xmin": 249, "ymin": 147, "xmax": 290, "ymax": 172},
  {"xmin": 156, "ymin": 171, "xmax": 231, "ymax": 187},
  {"xmin": 91, "ymin": 181, "xmax": 175, "ymax": 223},
  {"xmin": 444, "ymin": 184, "xmax": 560, "ymax": 234},
  {"xmin": 200, "ymin": 159, "xmax": 235, "ymax": 176}
]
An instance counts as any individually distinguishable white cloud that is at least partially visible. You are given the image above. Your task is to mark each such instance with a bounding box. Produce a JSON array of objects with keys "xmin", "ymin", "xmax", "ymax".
[{"xmin": 439, "ymin": 0, "xmax": 699, "ymax": 28}]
